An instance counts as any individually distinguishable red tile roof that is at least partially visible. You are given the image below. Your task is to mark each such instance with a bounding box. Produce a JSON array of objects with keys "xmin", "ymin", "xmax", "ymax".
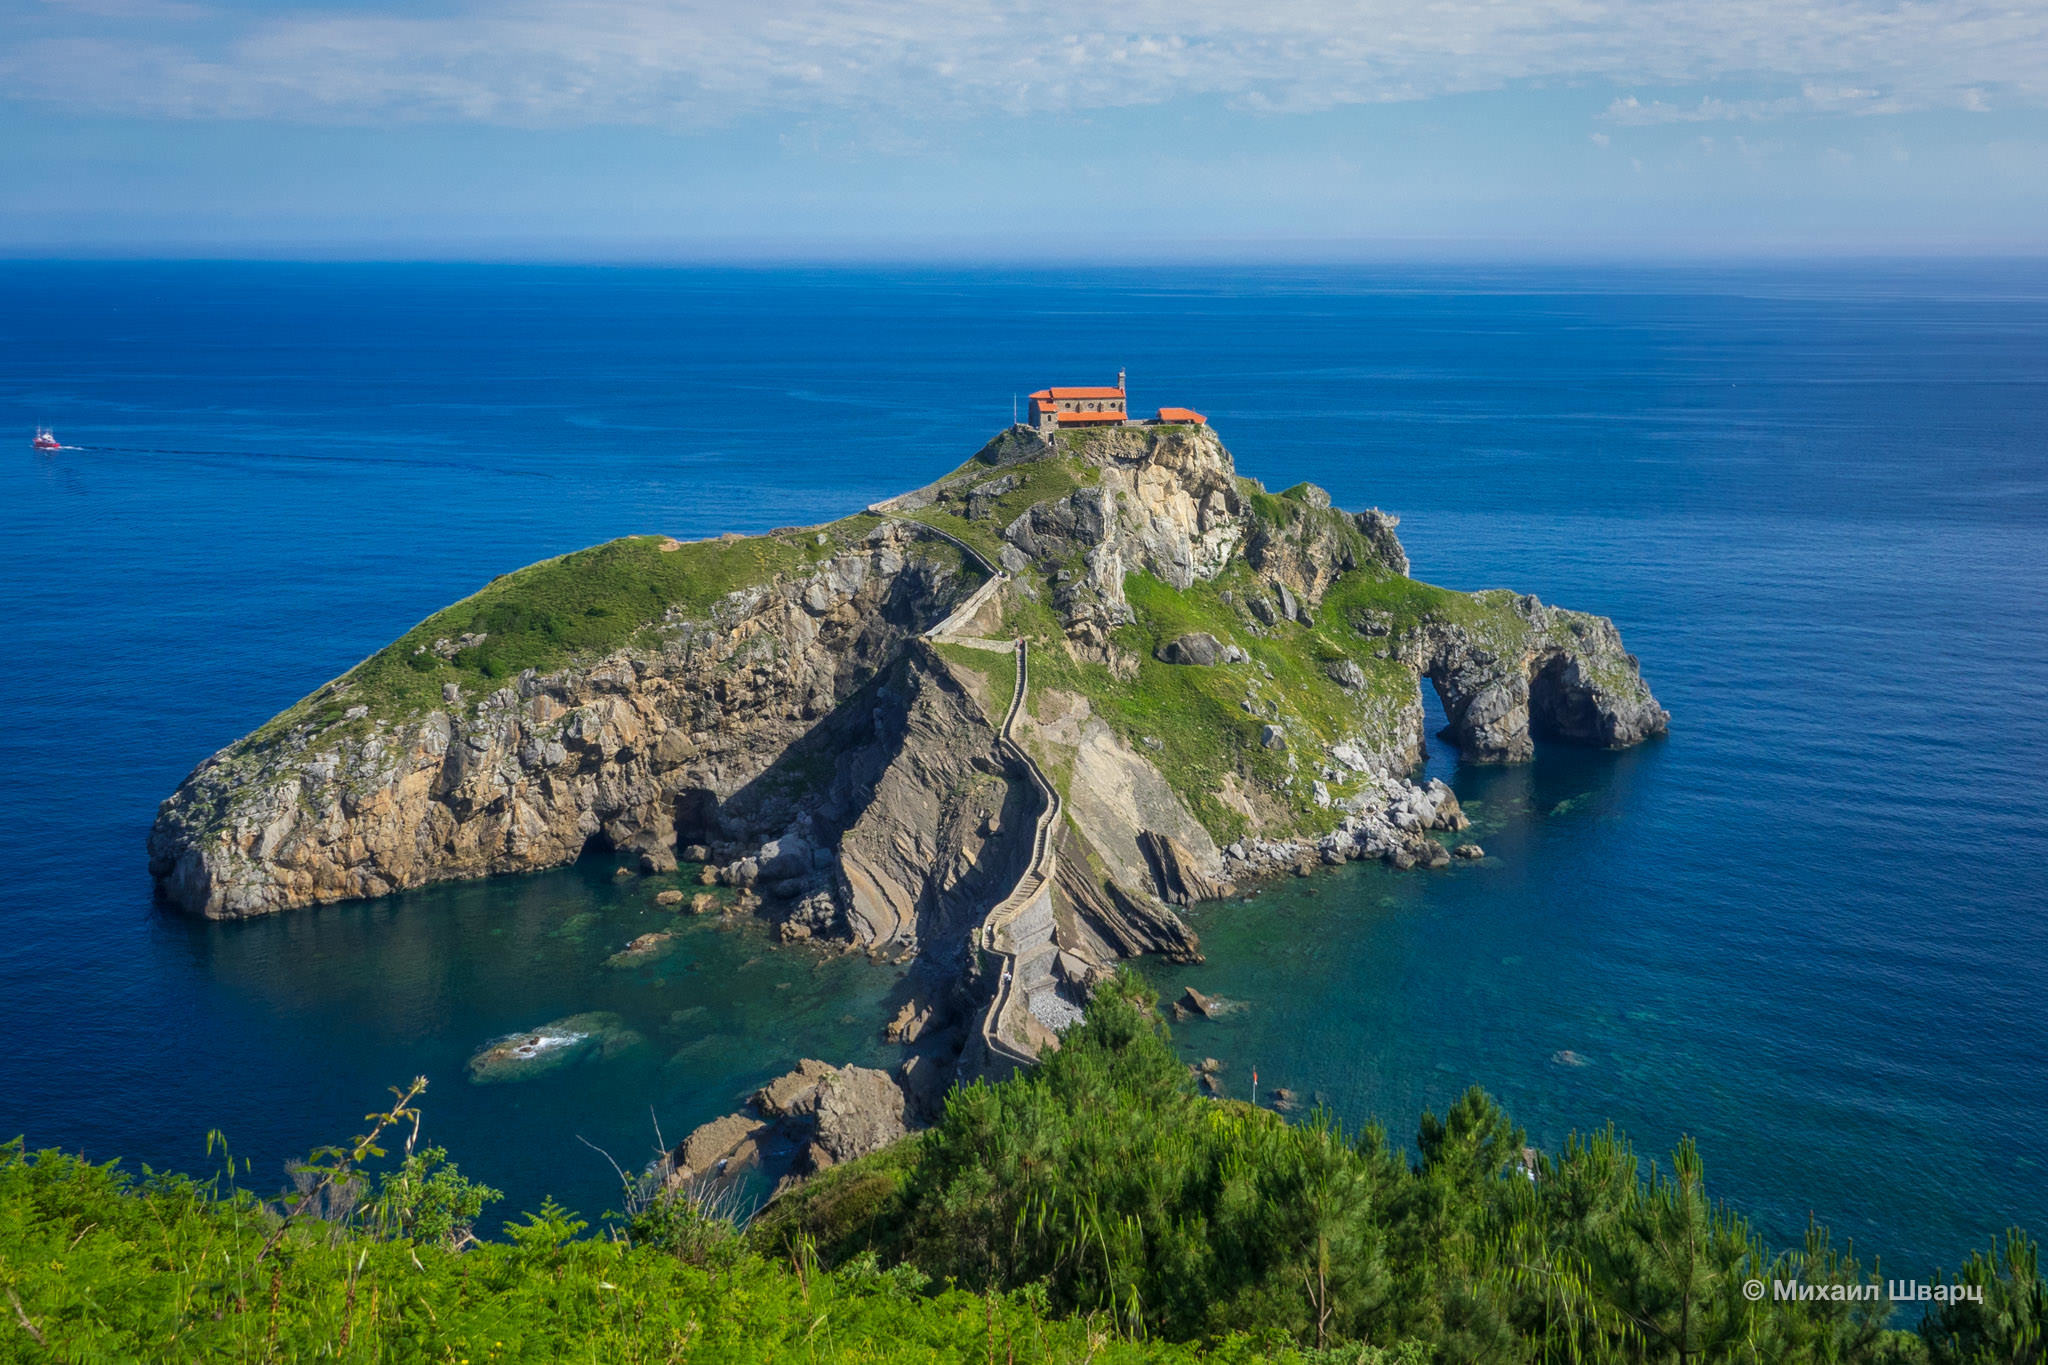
[
  {"xmin": 1156, "ymin": 407, "xmax": 1207, "ymax": 424},
  {"xmin": 1054, "ymin": 410, "xmax": 1126, "ymax": 425},
  {"xmin": 1045, "ymin": 386, "xmax": 1125, "ymax": 400},
  {"xmin": 1028, "ymin": 389, "xmax": 1053, "ymax": 400}
]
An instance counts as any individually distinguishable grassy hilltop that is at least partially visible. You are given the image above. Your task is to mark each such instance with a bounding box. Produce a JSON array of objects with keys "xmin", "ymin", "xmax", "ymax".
[{"xmin": 251, "ymin": 512, "xmax": 925, "ymax": 744}]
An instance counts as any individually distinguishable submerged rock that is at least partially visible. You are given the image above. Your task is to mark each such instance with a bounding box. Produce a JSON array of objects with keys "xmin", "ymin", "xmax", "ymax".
[
  {"xmin": 605, "ymin": 931, "xmax": 676, "ymax": 967},
  {"xmin": 467, "ymin": 1012, "xmax": 639, "ymax": 1084}
]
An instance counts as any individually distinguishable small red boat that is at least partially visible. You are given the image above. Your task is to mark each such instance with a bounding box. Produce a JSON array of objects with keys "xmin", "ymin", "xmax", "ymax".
[{"xmin": 32, "ymin": 427, "xmax": 60, "ymax": 451}]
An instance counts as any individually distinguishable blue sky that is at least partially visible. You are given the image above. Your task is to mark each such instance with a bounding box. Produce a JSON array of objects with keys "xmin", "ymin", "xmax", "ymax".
[{"xmin": 4, "ymin": 0, "xmax": 2045, "ymax": 258}]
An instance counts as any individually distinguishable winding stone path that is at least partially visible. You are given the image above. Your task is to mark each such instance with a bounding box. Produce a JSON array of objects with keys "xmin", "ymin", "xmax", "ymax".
[{"xmin": 894, "ymin": 517, "xmax": 1065, "ymax": 1073}]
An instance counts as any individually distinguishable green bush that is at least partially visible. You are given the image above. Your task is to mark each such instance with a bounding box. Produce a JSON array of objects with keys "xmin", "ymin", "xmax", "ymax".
[{"xmin": 829, "ymin": 974, "xmax": 2029, "ymax": 1363}]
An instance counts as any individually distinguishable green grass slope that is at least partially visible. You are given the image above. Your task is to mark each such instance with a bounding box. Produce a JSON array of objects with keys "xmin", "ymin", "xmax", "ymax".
[
  {"xmin": 0, "ymin": 1139, "xmax": 1237, "ymax": 1364},
  {"xmin": 239, "ymin": 512, "xmax": 984, "ymax": 749}
]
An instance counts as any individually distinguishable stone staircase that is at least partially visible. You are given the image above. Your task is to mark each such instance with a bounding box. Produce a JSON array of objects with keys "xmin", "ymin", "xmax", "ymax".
[
  {"xmin": 972, "ymin": 637, "xmax": 1069, "ymax": 1070},
  {"xmin": 895, "ymin": 517, "xmax": 1066, "ymax": 1073}
]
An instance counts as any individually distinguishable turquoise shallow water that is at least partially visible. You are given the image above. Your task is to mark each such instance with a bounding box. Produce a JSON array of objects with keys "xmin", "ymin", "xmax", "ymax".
[
  {"xmin": 1, "ymin": 261, "xmax": 2044, "ymax": 1266},
  {"xmin": 157, "ymin": 860, "xmax": 905, "ymax": 1215}
]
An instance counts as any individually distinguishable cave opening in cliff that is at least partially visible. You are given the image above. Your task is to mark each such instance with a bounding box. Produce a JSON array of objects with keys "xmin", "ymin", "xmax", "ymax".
[
  {"xmin": 1529, "ymin": 654, "xmax": 1598, "ymax": 743},
  {"xmin": 1421, "ymin": 668, "xmax": 1457, "ymax": 751},
  {"xmin": 674, "ymin": 788, "xmax": 720, "ymax": 846},
  {"xmin": 575, "ymin": 831, "xmax": 615, "ymax": 863}
]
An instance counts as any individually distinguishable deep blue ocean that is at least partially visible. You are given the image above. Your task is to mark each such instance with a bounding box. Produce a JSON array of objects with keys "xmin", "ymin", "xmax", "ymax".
[{"xmin": 2, "ymin": 261, "xmax": 2043, "ymax": 1276}]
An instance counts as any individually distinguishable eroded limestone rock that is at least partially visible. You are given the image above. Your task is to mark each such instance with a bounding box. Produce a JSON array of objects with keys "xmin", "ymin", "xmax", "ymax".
[{"xmin": 150, "ymin": 526, "xmax": 974, "ymax": 919}]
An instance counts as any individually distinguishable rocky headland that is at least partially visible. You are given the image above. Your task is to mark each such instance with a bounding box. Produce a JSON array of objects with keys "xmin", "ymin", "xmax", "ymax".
[{"xmin": 150, "ymin": 422, "xmax": 1665, "ymax": 1153}]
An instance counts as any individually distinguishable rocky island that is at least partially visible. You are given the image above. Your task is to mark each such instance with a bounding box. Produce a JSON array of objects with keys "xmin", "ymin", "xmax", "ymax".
[{"xmin": 150, "ymin": 421, "xmax": 1664, "ymax": 1143}]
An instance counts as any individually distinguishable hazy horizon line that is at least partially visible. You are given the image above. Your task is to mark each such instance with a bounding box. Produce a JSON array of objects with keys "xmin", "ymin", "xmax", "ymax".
[{"xmin": 5, "ymin": 241, "xmax": 2047, "ymax": 269}]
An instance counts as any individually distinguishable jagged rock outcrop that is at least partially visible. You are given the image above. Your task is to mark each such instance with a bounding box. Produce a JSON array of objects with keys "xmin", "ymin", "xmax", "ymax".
[
  {"xmin": 1243, "ymin": 482, "xmax": 1396, "ymax": 609},
  {"xmin": 834, "ymin": 651, "xmax": 1034, "ymax": 958},
  {"xmin": 1050, "ymin": 825, "xmax": 1203, "ymax": 964},
  {"xmin": 1352, "ymin": 509, "xmax": 1410, "ymax": 577},
  {"xmin": 670, "ymin": 1057, "xmax": 919, "ymax": 1187},
  {"xmin": 1403, "ymin": 594, "xmax": 1669, "ymax": 763},
  {"xmin": 998, "ymin": 426, "xmax": 1243, "ymax": 659},
  {"xmin": 1138, "ymin": 831, "xmax": 1235, "ymax": 906}
]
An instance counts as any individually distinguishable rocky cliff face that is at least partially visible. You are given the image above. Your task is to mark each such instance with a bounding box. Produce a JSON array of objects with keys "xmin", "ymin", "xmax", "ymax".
[
  {"xmin": 833, "ymin": 652, "xmax": 1034, "ymax": 960},
  {"xmin": 982, "ymin": 426, "xmax": 1245, "ymax": 660},
  {"xmin": 149, "ymin": 523, "xmax": 978, "ymax": 919}
]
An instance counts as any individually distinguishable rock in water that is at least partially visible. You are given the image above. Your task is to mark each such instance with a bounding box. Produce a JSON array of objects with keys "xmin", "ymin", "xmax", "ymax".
[
  {"xmin": 148, "ymin": 521, "xmax": 975, "ymax": 921},
  {"xmin": 752, "ymin": 1058, "xmax": 838, "ymax": 1119},
  {"xmin": 672, "ymin": 1112, "xmax": 769, "ymax": 1182},
  {"xmin": 1404, "ymin": 596, "xmax": 1668, "ymax": 763},
  {"xmin": 1181, "ymin": 985, "xmax": 1219, "ymax": 1019},
  {"xmin": 604, "ymin": 931, "xmax": 675, "ymax": 967},
  {"xmin": 467, "ymin": 1012, "xmax": 634, "ymax": 1084},
  {"xmin": 812, "ymin": 1066, "xmax": 910, "ymax": 1165},
  {"xmin": 884, "ymin": 999, "xmax": 935, "ymax": 1044}
]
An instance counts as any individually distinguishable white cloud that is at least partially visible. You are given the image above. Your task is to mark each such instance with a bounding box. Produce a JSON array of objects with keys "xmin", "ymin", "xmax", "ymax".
[
  {"xmin": 1601, "ymin": 83, "xmax": 1923, "ymax": 125},
  {"xmin": 2, "ymin": 0, "xmax": 2044, "ymax": 127}
]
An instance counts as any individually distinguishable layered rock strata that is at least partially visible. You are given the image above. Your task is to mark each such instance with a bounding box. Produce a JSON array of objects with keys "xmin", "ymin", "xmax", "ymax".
[{"xmin": 150, "ymin": 524, "xmax": 975, "ymax": 920}]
